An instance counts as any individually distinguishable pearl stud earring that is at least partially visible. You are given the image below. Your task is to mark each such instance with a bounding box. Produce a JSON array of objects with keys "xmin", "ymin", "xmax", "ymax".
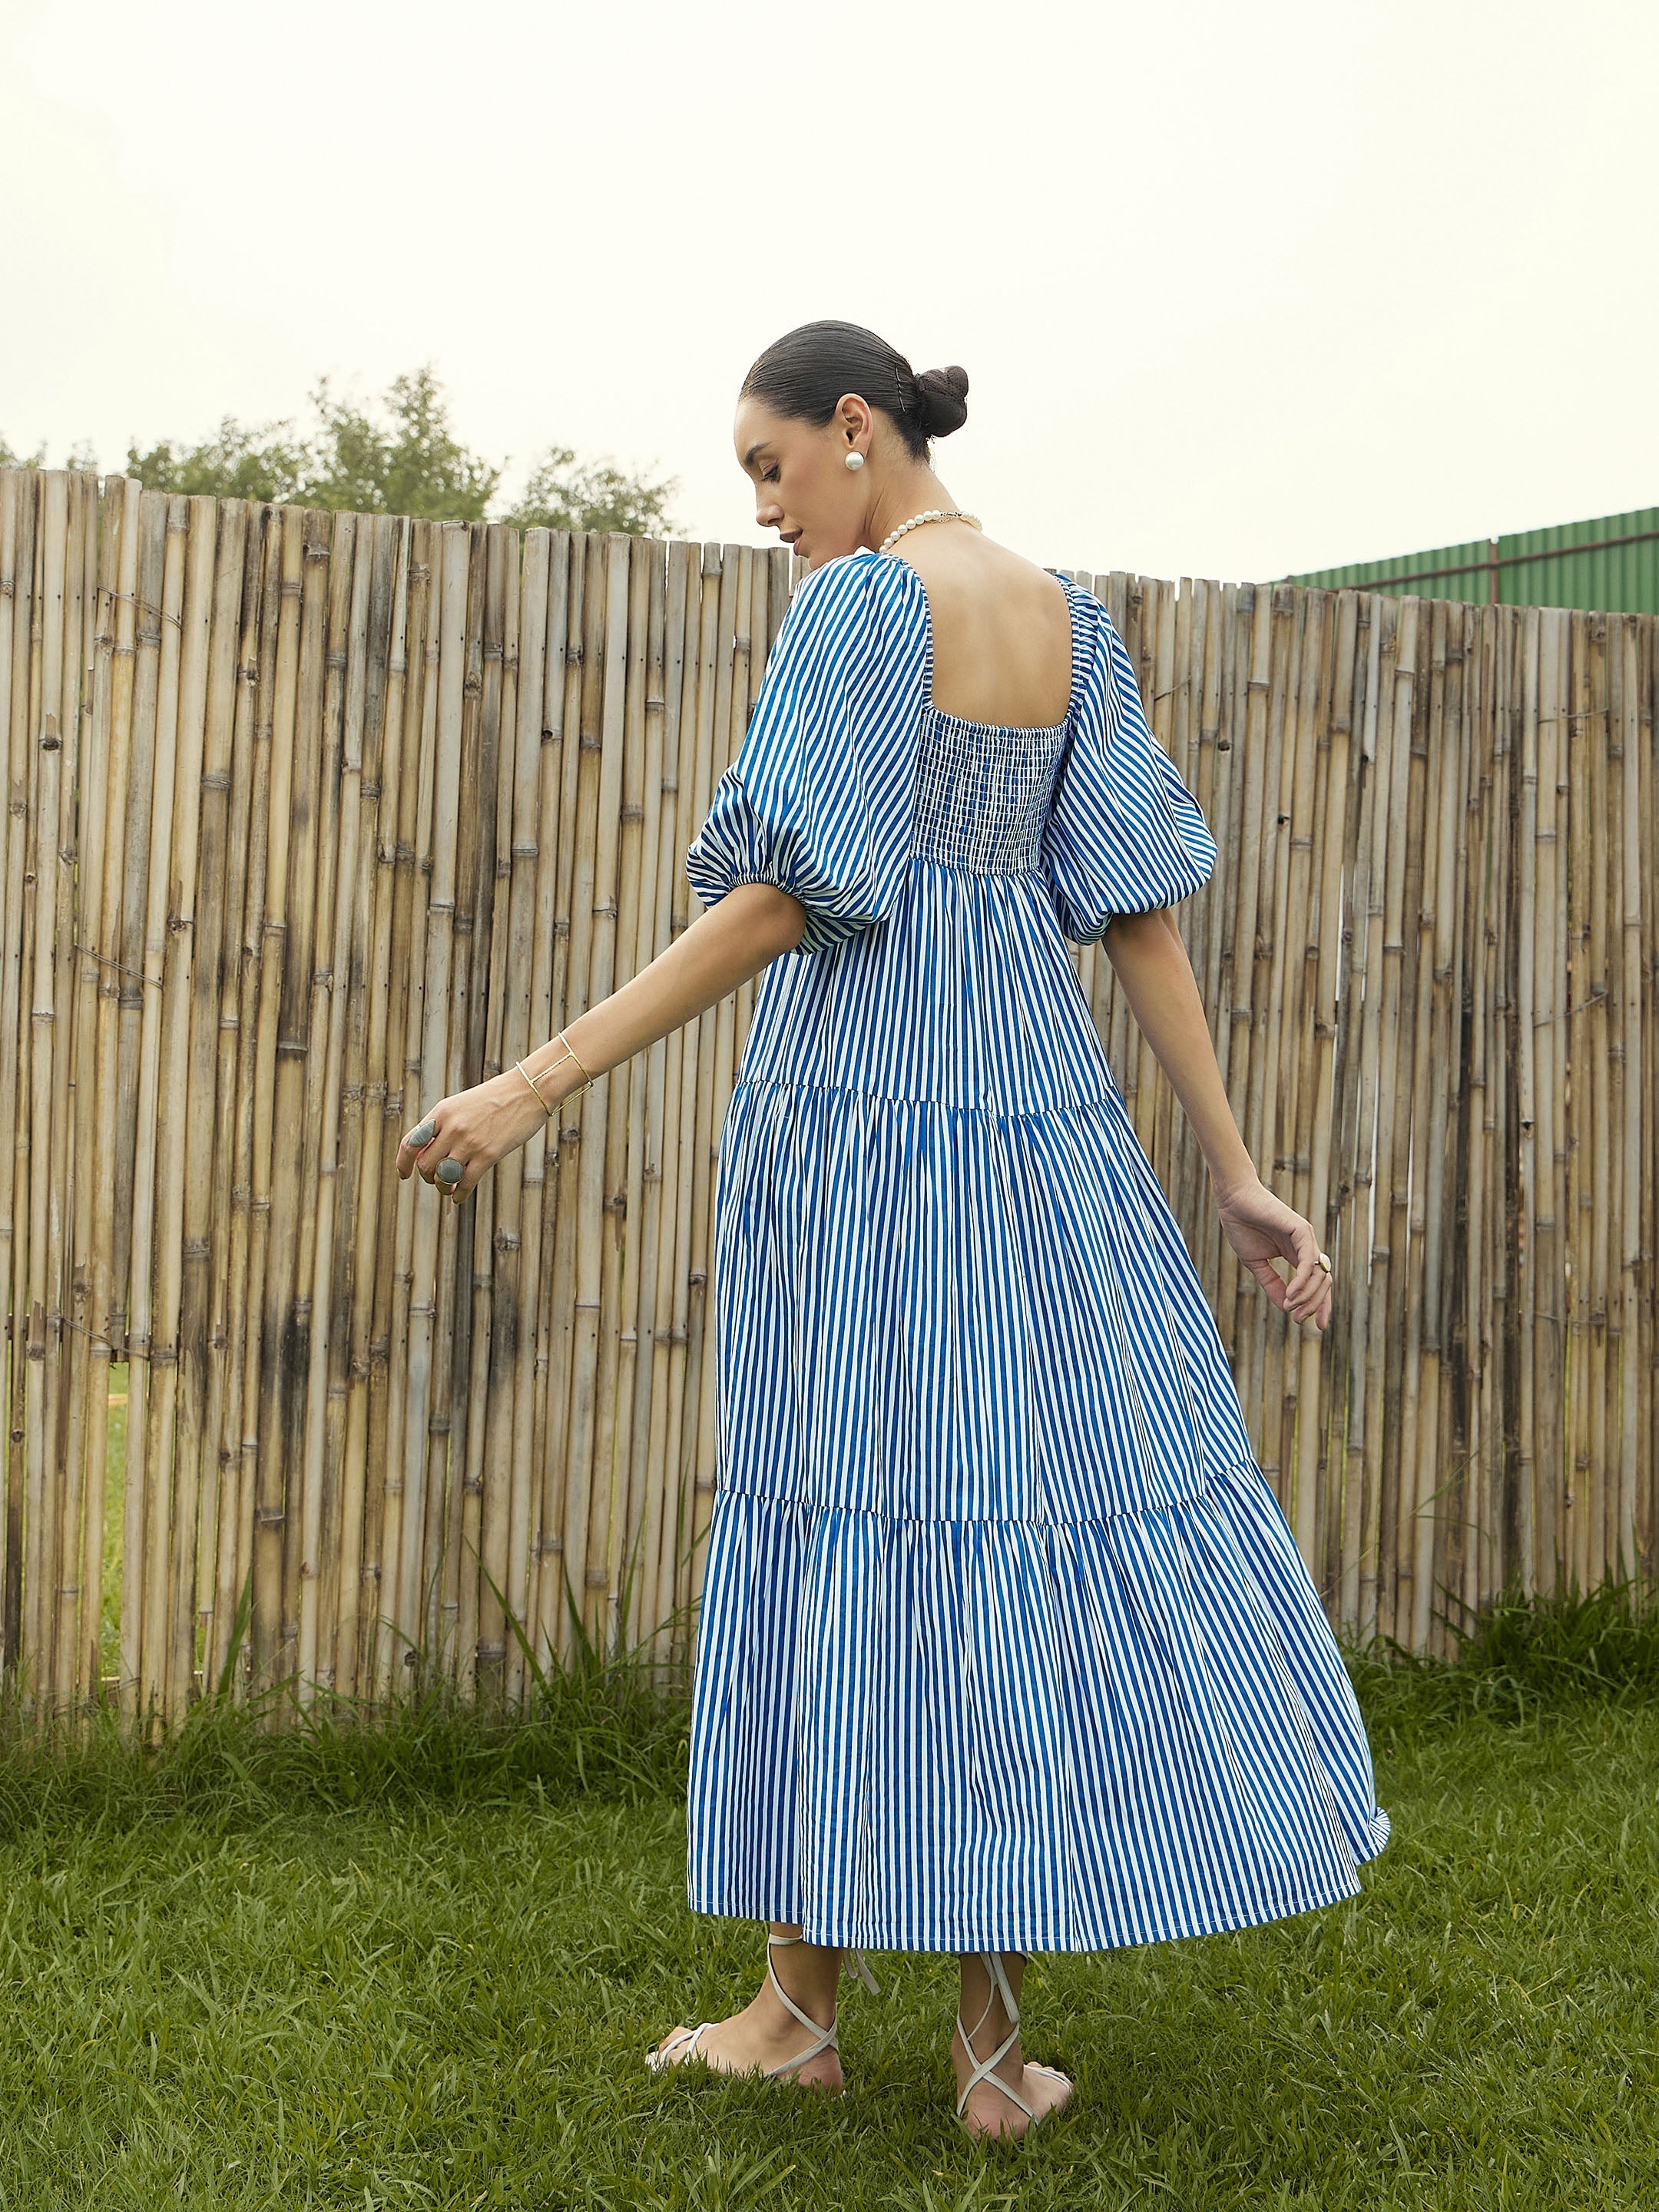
[{"xmin": 844, "ymin": 450, "xmax": 864, "ymax": 470}]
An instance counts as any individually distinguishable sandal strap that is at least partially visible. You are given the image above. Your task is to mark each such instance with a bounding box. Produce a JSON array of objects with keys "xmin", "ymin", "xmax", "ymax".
[
  {"xmin": 647, "ymin": 2021, "xmax": 710, "ymax": 2071},
  {"xmin": 962, "ymin": 1947, "xmax": 1022, "ymax": 2047},
  {"xmin": 845, "ymin": 1947, "xmax": 881, "ymax": 1996},
  {"xmin": 763, "ymin": 1933, "xmax": 838, "ymax": 2077},
  {"xmin": 955, "ymin": 2013, "xmax": 1035, "ymax": 2119},
  {"xmin": 956, "ymin": 1949, "xmax": 1035, "ymax": 2120}
]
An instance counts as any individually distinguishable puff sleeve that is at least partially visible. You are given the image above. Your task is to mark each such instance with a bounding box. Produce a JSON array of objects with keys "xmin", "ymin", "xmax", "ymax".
[
  {"xmin": 1039, "ymin": 594, "xmax": 1218, "ymax": 945},
  {"xmin": 684, "ymin": 549, "xmax": 927, "ymax": 958}
]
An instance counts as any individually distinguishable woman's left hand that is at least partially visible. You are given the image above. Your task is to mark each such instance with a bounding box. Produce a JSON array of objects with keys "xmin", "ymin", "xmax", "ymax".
[
  {"xmin": 396, "ymin": 1069, "xmax": 554, "ymax": 1204},
  {"xmin": 1214, "ymin": 1174, "xmax": 1333, "ymax": 1333}
]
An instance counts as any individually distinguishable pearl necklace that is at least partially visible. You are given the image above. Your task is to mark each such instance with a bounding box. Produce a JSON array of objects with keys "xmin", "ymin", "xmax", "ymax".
[{"xmin": 877, "ymin": 508, "xmax": 983, "ymax": 555}]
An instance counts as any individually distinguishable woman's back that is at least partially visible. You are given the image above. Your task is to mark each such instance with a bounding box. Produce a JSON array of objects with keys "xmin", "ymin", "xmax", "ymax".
[{"xmin": 884, "ymin": 535, "xmax": 1075, "ymax": 733}]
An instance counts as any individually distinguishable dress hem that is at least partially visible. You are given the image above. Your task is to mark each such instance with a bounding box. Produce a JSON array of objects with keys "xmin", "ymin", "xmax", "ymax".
[{"xmin": 684, "ymin": 1804, "xmax": 1392, "ymax": 1955}]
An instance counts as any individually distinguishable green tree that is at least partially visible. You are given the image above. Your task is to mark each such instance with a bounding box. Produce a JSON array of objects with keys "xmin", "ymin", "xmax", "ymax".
[
  {"xmin": 300, "ymin": 366, "xmax": 500, "ymax": 520},
  {"xmin": 502, "ymin": 445, "xmax": 680, "ymax": 536},
  {"xmin": 126, "ymin": 416, "xmax": 310, "ymax": 503},
  {"xmin": 15, "ymin": 366, "xmax": 680, "ymax": 535}
]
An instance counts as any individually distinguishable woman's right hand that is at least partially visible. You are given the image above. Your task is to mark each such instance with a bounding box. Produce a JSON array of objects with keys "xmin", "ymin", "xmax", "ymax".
[{"xmin": 1214, "ymin": 1174, "xmax": 1333, "ymax": 1333}]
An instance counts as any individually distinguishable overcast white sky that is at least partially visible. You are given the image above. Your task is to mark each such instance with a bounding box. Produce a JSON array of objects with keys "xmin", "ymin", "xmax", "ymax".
[{"xmin": 5, "ymin": 0, "xmax": 1656, "ymax": 585}]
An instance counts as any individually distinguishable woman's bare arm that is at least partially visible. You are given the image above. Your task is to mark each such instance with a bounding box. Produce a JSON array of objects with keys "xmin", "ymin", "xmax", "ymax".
[
  {"xmin": 395, "ymin": 882, "xmax": 806, "ymax": 1197},
  {"xmin": 1100, "ymin": 907, "xmax": 1332, "ymax": 1330},
  {"xmin": 1100, "ymin": 909, "xmax": 1254, "ymax": 1199},
  {"xmin": 541, "ymin": 882, "xmax": 806, "ymax": 1098}
]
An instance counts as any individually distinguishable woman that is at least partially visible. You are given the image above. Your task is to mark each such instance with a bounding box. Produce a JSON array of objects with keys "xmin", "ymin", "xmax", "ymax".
[{"xmin": 397, "ymin": 321, "xmax": 1390, "ymax": 2145}]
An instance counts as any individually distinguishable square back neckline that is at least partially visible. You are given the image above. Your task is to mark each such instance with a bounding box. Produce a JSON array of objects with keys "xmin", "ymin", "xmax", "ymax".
[{"xmin": 880, "ymin": 554, "xmax": 1081, "ymax": 740}]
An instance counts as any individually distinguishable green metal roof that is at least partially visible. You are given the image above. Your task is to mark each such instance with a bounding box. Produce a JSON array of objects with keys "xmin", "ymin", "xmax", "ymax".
[{"xmin": 1286, "ymin": 502, "xmax": 1659, "ymax": 614}]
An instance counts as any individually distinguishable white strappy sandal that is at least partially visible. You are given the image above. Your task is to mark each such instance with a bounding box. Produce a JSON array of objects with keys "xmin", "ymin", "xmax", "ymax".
[
  {"xmin": 646, "ymin": 1932, "xmax": 882, "ymax": 2088},
  {"xmin": 953, "ymin": 1949, "xmax": 1072, "ymax": 2138}
]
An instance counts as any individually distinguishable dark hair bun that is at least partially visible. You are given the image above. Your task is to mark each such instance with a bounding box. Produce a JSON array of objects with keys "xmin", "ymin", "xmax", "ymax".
[{"xmin": 911, "ymin": 365, "xmax": 969, "ymax": 439}]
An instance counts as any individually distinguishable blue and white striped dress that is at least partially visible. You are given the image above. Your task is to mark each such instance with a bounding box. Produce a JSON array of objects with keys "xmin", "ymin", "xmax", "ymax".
[{"xmin": 680, "ymin": 547, "xmax": 1390, "ymax": 1955}]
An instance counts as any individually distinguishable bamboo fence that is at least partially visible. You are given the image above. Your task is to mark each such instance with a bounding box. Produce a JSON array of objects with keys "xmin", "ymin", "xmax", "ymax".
[{"xmin": 1, "ymin": 467, "xmax": 1654, "ymax": 1730}]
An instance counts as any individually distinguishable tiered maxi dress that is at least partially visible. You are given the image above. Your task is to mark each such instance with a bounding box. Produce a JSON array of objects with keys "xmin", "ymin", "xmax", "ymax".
[{"xmin": 680, "ymin": 546, "xmax": 1390, "ymax": 1956}]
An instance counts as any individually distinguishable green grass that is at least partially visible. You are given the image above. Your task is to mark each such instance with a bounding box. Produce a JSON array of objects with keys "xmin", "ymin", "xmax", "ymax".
[{"xmin": 3, "ymin": 1586, "xmax": 1657, "ymax": 2208}]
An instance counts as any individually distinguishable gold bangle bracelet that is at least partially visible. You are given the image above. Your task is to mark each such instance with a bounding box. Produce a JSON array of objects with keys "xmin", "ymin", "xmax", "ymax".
[
  {"xmin": 516, "ymin": 1035, "xmax": 594, "ymax": 1116},
  {"xmin": 516, "ymin": 1059, "xmax": 555, "ymax": 1118},
  {"xmin": 556, "ymin": 1028, "xmax": 596, "ymax": 1091}
]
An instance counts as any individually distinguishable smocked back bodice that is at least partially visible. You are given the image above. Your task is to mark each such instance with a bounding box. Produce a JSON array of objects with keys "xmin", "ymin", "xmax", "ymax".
[{"xmin": 910, "ymin": 713, "xmax": 1068, "ymax": 874}]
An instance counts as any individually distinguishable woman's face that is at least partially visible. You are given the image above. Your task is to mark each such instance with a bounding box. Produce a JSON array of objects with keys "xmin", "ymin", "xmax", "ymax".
[{"xmin": 733, "ymin": 392, "xmax": 869, "ymax": 571}]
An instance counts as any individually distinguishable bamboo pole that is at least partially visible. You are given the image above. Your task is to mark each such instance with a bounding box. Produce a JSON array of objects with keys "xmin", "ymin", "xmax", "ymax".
[
  {"xmin": 63, "ymin": 478, "xmax": 138, "ymax": 1710},
  {"xmin": 1220, "ymin": 586, "xmax": 1270, "ymax": 1440},
  {"xmin": 1257, "ymin": 588, "xmax": 1300, "ymax": 1519},
  {"xmin": 203, "ymin": 504, "xmax": 269, "ymax": 1697},
  {"xmin": 1494, "ymin": 610, "xmax": 1524, "ymax": 1598},
  {"xmin": 1615, "ymin": 616, "xmax": 1642, "ymax": 1580},
  {"xmin": 38, "ymin": 473, "xmax": 91, "ymax": 1710},
  {"xmin": 1294, "ymin": 588, "xmax": 1343, "ymax": 1591},
  {"xmin": 1370, "ymin": 595, "xmax": 1416, "ymax": 1644},
  {"xmin": 459, "ymin": 525, "xmax": 511, "ymax": 1700},
  {"xmin": 674, "ymin": 545, "xmax": 733, "ymax": 1664},
  {"xmin": 441, "ymin": 525, "xmax": 489, "ymax": 1691},
  {"xmin": 0, "ymin": 469, "xmax": 37, "ymax": 1680},
  {"xmin": 1346, "ymin": 595, "xmax": 1385, "ymax": 1637},
  {"xmin": 1474, "ymin": 601, "xmax": 1499, "ymax": 1613},
  {"xmin": 548, "ymin": 534, "xmax": 608, "ymax": 1661},
  {"xmin": 488, "ymin": 522, "xmax": 541, "ymax": 1708},
  {"xmin": 1280, "ymin": 588, "xmax": 1324, "ymax": 1566},
  {"xmin": 1565, "ymin": 610, "xmax": 1592, "ymax": 1594},
  {"xmin": 485, "ymin": 523, "xmax": 527, "ymax": 1701},
  {"xmin": 19, "ymin": 470, "xmax": 68, "ymax": 1714},
  {"xmin": 1514, "ymin": 608, "xmax": 1541, "ymax": 1597},
  {"xmin": 375, "ymin": 518, "xmax": 434, "ymax": 1700},
  {"xmin": 580, "ymin": 532, "xmax": 637, "ymax": 1656},
  {"xmin": 1396, "ymin": 598, "xmax": 1442, "ymax": 1650},
  {"xmin": 1201, "ymin": 581, "xmax": 1243, "ymax": 1325},
  {"xmin": 118, "ymin": 492, "xmax": 186, "ymax": 1728},
  {"xmin": 335, "ymin": 514, "xmax": 408, "ymax": 1704},
  {"xmin": 1536, "ymin": 609, "xmax": 1567, "ymax": 1598},
  {"xmin": 1639, "ymin": 622, "xmax": 1655, "ymax": 1590},
  {"xmin": 1579, "ymin": 613, "xmax": 1608, "ymax": 1593},
  {"xmin": 182, "ymin": 498, "xmax": 252, "ymax": 1710},
  {"xmin": 38, "ymin": 468, "xmax": 87, "ymax": 1714},
  {"xmin": 150, "ymin": 495, "xmax": 220, "ymax": 1725},
  {"xmin": 434, "ymin": 522, "xmax": 482, "ymax": 1690},
  {"xmin": 247, "ymin": 504, "xmax": 306, "ymax": 1699},
  {"xmin": 1320, "ymin": 589, "xmax": 1361, "ymax": 1625},
  {"xmin": 649, "ymin": 541, "xmax": 710, "ymax": 1679},
  {"xmin": 601, "ymin": 535, "xmax": 657, "ymax": 1661},
  {"xmin": 620, "ymin": 538, "xmax": 674, "ymax": 1667},
  {"xmin": 1636, "ymin": 621, "xmax": 1654, "ymax": 1587},
  {"xmin": 321, "ymin": 512, "xmax": 396, "ymax": 1700},
  {"xmin": 527, "ymin": 535, "xmax": 571, "ymax": 1661},
  {"xmin": 222, "ymin": 508, "xmax": 285, "ymax": 1698},
  {"xmin": 683, "ymin": 546, "xmax": 756, "ymax": 1650},
  {"xmin": 410, "ymin": 522, "xmax": 469, "ymax": 1677},
  {"xmin": 1416, "ymin": 600, "xmax": 1466, "ymax": 1652},
  {"xmin": 531, "ymin": 531, "xmax": 581, "ymax": 1673},
  {"xmin": 45, "ymin": 472, "xmax": 98, "ymax": 1720},
  {"xmin": 1462, "ymin": 606, "xmax": 1493, "ymax": 1616},
  {"xmin": 299, "ymin": 510, "xmax": 373, "ymax": 1701},
  {"xmin": 271, "ymin": 506, "xmax": 339, "ymax": 1706}
]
